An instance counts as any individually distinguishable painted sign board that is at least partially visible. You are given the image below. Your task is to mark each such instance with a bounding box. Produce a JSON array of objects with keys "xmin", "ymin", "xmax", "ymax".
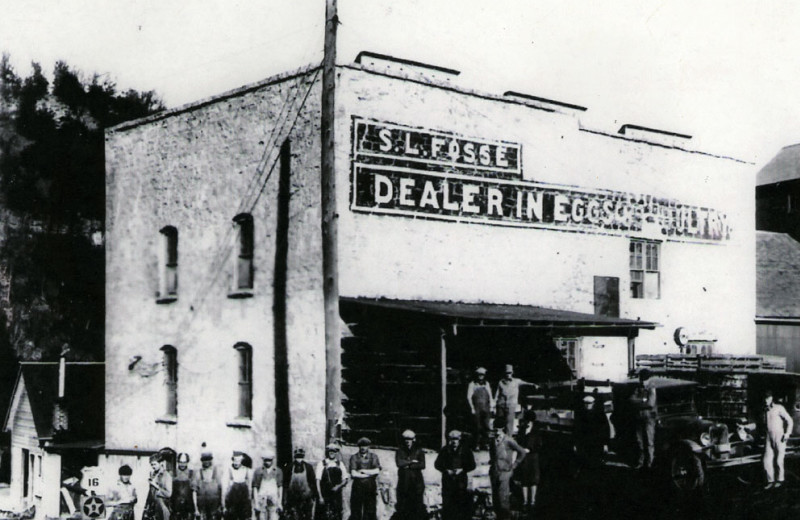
[{"xmin": 350, "ymin": 117, "xmax": 731, "ymax": 242}]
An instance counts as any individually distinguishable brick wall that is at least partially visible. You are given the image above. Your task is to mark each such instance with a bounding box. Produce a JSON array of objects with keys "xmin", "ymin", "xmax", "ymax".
[{"xmin": 104, "ymin": 66, "xmax": 327, "ymax": 462}]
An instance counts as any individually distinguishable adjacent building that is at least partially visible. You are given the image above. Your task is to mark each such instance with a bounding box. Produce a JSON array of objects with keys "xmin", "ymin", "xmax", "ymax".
[
  {"xmin": 756, "ymin": 143, "xmax": 800, "ymax": 241},
  {"xmin": 102, "ymin": 52, "xmax": 755, "ymax": 483},
  {"xmin": 756, "ymin": 231, "xmax": 800, "ymax": 372},
  {"xmin": 2, "ymin": 360, "xmax": 104, "ymax": 517}
]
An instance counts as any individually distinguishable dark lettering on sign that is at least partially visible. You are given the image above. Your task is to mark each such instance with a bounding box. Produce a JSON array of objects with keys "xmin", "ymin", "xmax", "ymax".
[
  {"xmin": 353, "ymin": 117, "xmax": 521, "ymax": 177},
  {"xmin": 349, "ymin": 117, "xmax": 732, "ymax": 242},
  {"xmin": 353, "ymin": 166, "xmax": 731, "ymax": 241}
]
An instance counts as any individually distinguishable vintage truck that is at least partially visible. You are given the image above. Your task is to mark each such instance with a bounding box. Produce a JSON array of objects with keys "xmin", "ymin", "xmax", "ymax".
[{"xmin": 523, "ymin": 372, "xmax": 800, "ymax": 492}]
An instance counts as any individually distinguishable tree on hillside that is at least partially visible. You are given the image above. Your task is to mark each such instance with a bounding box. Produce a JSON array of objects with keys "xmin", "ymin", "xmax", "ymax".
[{"xmin": 0, "ymin": 54, "xmax": 163, "ymax": 362}]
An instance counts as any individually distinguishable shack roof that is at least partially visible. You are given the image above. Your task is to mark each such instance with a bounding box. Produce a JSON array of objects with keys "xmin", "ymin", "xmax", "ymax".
[
  {"xmin": 3, "ymin": 363, "xmax": 104, "ymax": 444},
  {"xmin": 757, "ymin": 144, "xmax": 800, "ymax": 186}
]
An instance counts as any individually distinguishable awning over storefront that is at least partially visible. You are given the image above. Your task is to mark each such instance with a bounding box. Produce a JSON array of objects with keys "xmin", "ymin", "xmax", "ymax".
[{"xmin": 340, "ymin": 297, "xmax": 659, "ymax": 329}]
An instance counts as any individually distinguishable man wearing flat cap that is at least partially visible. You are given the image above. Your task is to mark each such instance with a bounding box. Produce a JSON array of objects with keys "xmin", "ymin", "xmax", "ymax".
[
  {"xmin": 434, "ymin": 430, "xmax": 476, "ymax": 520},
  {"xmin": 467, "ymin": 367, "xmax": 495, "ymax": 449},
  {"xmin": 282, "ymin": 447, "xmax": 317, "ymax": 520},
  {"xmin": 316, "ymin": 444, "xmax": 349, "ymax": 520},
  {"xmin": 395, "ymin": 430, "xmax": 426, "ymax": 520},
  {"xmin": 573, "ymin": 393, "xmax": 610, "ymax": 472},
  {"xmin": 495, "ymin": 364, "xmax": 538, "ymax": 437},
  {"xmin": 349, "ymin": 438, "xmax": 381, "ymax": 520},
  {"xmin": 489, "ymin": 427, "xmax": 526, "ymax": 520},
  {"xmin": 253, "ymin": 452, "xmax": 282, "ymax": 520},
  {"xmin": 194, "ymin": 449, "xmax": 222, "ymax": 520}
]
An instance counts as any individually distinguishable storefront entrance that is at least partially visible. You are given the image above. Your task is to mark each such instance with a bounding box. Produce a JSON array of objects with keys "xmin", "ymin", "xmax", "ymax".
[{"xmin": 339, "ymin": 297, "xmax": 656, "ymax": 449}]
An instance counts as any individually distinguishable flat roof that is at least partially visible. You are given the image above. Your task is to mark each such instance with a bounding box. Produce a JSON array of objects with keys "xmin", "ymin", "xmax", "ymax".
[{"xmin": 341, "ymin": 297, "xmax": 658, "ymax": 329}]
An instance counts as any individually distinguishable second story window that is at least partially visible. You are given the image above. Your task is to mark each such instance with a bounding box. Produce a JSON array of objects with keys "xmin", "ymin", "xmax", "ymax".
[
  {"xmin": 161, "ymin": 345, "xmax": 178, "ymax": 418},
  {"xmin": 233, "ymin": 214, "xmax": 254, "ymax": 292},
  {"xmin": 158, "ymin": 226, "xmax": 178, "ymax": 302},
  {"xmin": 234, "ymin": 342, "xmax": 253, "ymax": 419},
  {"xmin": 630, "ymin": 240, "xmax": 660, "ymax": 299}
]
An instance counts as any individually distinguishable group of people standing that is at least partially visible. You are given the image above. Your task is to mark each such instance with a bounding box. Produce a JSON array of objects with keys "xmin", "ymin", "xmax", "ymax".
[{"xmin": 105, "ymin": 444, "xmax": 352, "ymax": 520}]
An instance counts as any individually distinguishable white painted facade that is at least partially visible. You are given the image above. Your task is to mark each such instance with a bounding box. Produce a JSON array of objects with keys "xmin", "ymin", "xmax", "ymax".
[{"xmin": 101, "ymin": 58, "xmax": 756, "ymax": 494}]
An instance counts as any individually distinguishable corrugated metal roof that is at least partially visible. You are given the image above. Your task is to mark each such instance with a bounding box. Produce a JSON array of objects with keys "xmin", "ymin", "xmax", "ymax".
[
  {"xmin": 757, "ymin": 231, "xmax": 800, "ymax": 317},
  {"xmin": 757, "ymin": 144, "xmax": 800, "ymax": 186}
]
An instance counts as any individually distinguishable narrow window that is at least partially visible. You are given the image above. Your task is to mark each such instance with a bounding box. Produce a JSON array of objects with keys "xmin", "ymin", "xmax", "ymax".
[
  {"xmin": 159, "ymin": 226, "xmax": 178, "ymax": 300},
  {"xmin": 233, "ymin": 214, "xmax": 254, "ymax": 291},
  {"xmin": 234, "ymin": 343, "xmax": 253, "ymax": 419},
  {"xmin": 630, "ymin": 240, "xmax": 660, "ymax": 299},
  {"xmin": 555, "ymin": 338, "xmax": 580, "ymax": 378},
  {"xmin": 161, "ymin": 345, "xmax": 178, "ymax": 417}
]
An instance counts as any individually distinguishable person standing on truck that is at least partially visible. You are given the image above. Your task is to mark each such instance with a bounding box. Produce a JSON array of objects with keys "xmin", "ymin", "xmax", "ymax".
[
  {"xmin": 467, "ymin": 367, "xmax": 494, "ymax": 449},
  {"xmin": 763, "ymin": 389, "xmax": 793, "ymax": 489},
  {"xmin": 633, "ymin": 369, "xmax": 657, "ymax": 470},
  {"xmin": 574, "ymin": 394, "xmax": 610, "ymax": 472},
  {"xmin": 494, "ymin": 365, "xmax": 539, "ymax": 436}
]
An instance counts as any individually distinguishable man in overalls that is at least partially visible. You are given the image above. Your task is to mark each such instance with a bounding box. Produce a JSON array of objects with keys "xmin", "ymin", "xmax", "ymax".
[
  {"xmin": 282, "ymin": 447, "xmax": 317, "ymax": 520},
  {"xmin": 223, "ymin": 452, "xmax": 252, "ymax": 520},
  {"xmin": 194, "ymin": 451, "xmax": 222, "ymax": 520},
  {"xmin": 315, "ymin": 444, "xmax": 349, "ymax": 520},
  {"xmin": 253, "ymin": 452, "xmax": 282, "ymax": 520},
  {"xmin": 467, "ymin": 367, "xmax": 494, "ymax": 449},
  {"xmin": 171, "ymin": 453, "xmax": 196, "ymax": 520}
]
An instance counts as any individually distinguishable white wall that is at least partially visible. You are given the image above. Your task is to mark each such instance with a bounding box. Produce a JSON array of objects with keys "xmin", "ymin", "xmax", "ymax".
[{"xmin": 335, "ymin": 66, "xmax": 756, "ymax": 357}]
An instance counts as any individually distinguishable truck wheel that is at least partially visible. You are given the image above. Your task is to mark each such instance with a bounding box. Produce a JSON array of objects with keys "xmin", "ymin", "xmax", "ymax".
[{"xmin": 669, "ymin": 448, "xmax": 705, "ymax": 491}]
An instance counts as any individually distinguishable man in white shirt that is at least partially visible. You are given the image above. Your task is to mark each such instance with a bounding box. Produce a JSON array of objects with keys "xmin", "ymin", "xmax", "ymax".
[{"xmin": 763, "ymin": 390, "xmax": 794, "ymax": 489}]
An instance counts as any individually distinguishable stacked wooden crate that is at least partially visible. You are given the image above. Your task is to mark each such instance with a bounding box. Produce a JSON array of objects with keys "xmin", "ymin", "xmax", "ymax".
[{"xmin": 636, "ymin": 354, "xmax": 786, "ymax": 373}]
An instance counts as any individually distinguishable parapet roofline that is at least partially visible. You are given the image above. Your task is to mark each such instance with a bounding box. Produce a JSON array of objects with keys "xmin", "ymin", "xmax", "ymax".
[
  {"xmin": 355, "ymin": 51, "xmax": 461, "ymax": 77},
  {"xmin": 503, "ymin": 91, "xmax": 588, "ymax": 113},
  {"xmin": 618, "ymin": 124, "xmax": 692, "ymax": 141},
  {"xmin": 104, "ymin": 56, "xmax": 747, "ymax": 162}
]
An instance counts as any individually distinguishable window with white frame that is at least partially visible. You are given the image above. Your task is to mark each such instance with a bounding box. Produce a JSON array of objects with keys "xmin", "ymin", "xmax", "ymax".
[
  {"xmin": 555, "ymin": 338, "xmax": 580, "ymax": 378},
  {"xmin": 630, "ymin": 240, "xmax": 660, "ymax": 299},
  {"xmin": 234, "ymin": 343, "xmax": 253, "ymax": 419},
  {"xmin": 233, "ymin": 214, "xmax": 254, "ymax": 291},
  {"xmin": 158, "ymin": 226, "xmax": 178, "ymax": 301}
]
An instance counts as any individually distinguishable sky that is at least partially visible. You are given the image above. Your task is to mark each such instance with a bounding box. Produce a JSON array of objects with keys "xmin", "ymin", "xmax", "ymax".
[{"xmin": 2, "ymin": 0, "xmax": 800, "ymax": 166}]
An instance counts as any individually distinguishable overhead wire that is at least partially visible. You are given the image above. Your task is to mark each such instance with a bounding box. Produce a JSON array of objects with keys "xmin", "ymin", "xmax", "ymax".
[{"xmin": 148, "ymin": 65, "xmax": 322, "ymax": 377}]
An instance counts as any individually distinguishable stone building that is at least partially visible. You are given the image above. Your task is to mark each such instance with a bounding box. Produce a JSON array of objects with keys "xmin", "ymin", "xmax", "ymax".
[{"xmin": 102, "ymin": 52, "xmax": 755, "ymax": 496}]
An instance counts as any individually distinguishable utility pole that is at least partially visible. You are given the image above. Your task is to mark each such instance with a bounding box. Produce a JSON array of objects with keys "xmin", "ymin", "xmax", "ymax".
[{"xmin": 321, "ymin": 0, "xmax": 341, "ymax": 444}]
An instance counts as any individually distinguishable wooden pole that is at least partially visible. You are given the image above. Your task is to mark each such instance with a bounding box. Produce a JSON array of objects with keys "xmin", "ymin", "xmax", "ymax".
[
  {"xmin": 321, "ymin": 0, "xmax": 341, "ymax": 444},
  {"xmin": 440, "ymin": 328, "xmax": 448, "ymax": 447}
]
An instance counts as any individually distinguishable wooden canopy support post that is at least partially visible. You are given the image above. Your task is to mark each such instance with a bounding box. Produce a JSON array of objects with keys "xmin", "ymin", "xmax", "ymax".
[{"xmin": 440, "ymin": 328, "xmax": 447, "ymax": 447}]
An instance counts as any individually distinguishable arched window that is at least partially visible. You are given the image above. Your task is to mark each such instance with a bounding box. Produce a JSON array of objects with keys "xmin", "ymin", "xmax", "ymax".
[
  {"xmin": 161, "ymin": 345, "xmax": 178, "ymax": 417},
  {"xmin": 159, "ymin": 226, "xmax": 178, "ymax": 301},
  {"xmin": 233, "ymin": 214, "xmax": 254, "ymax": 291},
  {"xmin": 234, "ymin": 342, "xmax": 252, "ymax": 419}
]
